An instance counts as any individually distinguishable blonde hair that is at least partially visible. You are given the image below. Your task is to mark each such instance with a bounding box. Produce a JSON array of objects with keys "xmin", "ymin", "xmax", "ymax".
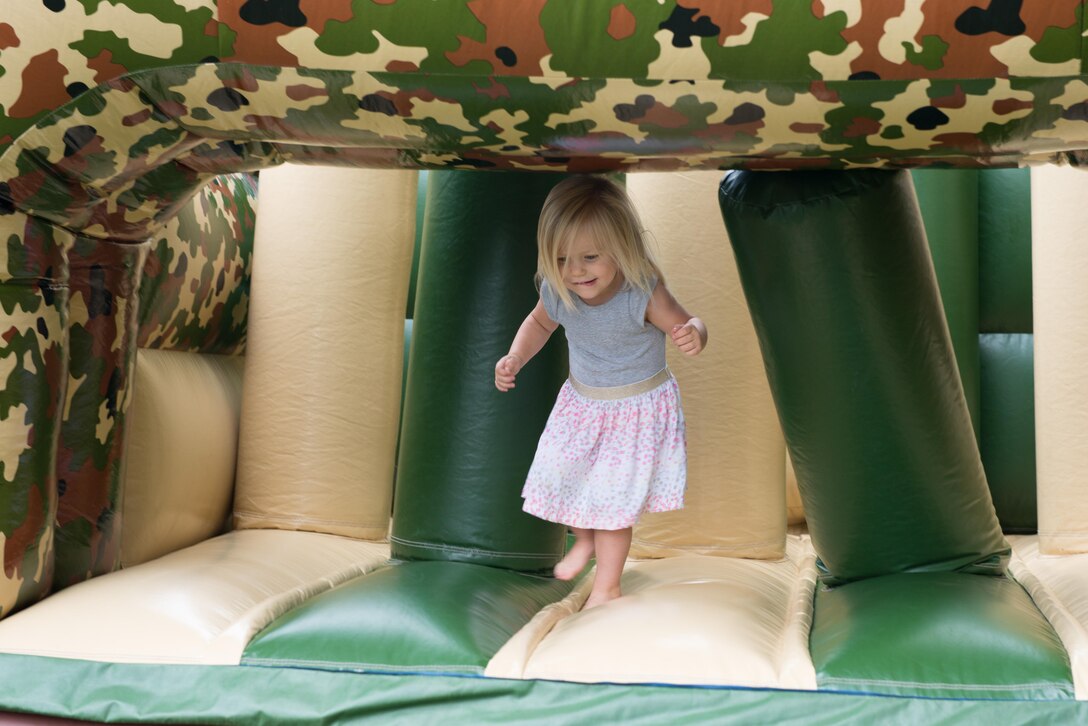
[{"xmin": 536, "ymin": 175, "xmax": 661, "ymax": 311}]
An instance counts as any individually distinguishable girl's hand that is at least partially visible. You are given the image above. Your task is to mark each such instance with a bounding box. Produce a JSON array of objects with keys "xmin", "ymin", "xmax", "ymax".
[
  {"xmin": 646, "ymin": 284, "xmax": 707, "ymax": 356},
  {"xmin": 495, "ymin": 354, "xmax": 523, "ymax": 391},
  {"xmin": 671, "ymin": 321, "xmax": 704, "ymax": 356}
]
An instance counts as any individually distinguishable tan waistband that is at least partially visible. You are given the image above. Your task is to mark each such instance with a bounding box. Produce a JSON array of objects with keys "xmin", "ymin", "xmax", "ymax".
[{"xmin": 569, "ymin": 368, "xmax": 672, "ymax": 401}]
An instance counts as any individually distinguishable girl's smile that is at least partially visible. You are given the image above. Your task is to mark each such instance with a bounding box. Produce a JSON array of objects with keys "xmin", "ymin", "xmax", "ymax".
[{"xmin": 560, "ymin": 235, "xmax": 621, "ymax": 305}]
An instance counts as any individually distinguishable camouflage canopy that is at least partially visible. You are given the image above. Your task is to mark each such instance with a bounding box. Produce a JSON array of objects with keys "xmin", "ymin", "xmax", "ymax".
[{"xmin": 1, "ymin": 1, "xmax": 1088, "ymax": 244}]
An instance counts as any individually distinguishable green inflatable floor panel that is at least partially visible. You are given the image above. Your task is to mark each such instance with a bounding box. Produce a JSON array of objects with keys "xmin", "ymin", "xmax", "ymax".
[
  {"xmin": 811, "ymin": 572, "xmax": 1073, "ymax": 699},
  {"xmin": 979, "ymin": 333, "xmax": 1037, "ymax": 533},
  {"xmin": 1, "ymin": 655, "xmax": 1087, "ymax": 725},
  {"xmin": 242, "ymin": 560, "xmax": 573, "ymax": 675}
]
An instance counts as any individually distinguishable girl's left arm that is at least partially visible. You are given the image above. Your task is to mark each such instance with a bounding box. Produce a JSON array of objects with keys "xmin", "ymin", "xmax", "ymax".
[{"xmin": 646, "ymin": 281, "xmax": 708, "ymax": 356}]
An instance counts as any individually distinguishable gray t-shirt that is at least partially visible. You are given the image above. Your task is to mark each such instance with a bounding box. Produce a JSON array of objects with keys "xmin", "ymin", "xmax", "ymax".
[{"xmin": 541, "ymin": 278, "xmax": 666, "ymax": 387}]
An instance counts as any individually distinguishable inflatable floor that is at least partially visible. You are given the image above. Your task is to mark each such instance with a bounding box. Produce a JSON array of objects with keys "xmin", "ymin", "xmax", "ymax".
[{"xmin": 0, "ymin": 2, "xmax": 1087, "ymax": 723}]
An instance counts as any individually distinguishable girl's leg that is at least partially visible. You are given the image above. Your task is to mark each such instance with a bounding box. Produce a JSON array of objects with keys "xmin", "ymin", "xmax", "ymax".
[
  {"xmin": 584, "ymin": 527, "xmax": 632, "ymax": 609},
  {"xmin": 554, "ymin": 527, "xmax": 595, "ymax": 580}
]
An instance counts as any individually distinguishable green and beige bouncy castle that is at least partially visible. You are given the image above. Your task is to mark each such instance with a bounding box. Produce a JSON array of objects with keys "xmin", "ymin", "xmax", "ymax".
[{"xmin": 0, "ymin": 2, "xmax": 1087, "ymax": 723}]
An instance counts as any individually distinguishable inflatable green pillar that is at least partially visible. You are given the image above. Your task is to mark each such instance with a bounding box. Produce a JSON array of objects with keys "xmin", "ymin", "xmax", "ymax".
[
  {"xmin": 391, "ymin": 171, "xmax": 568, "ymax": 571},
  {"xmin": 912, "ymin": 170, "xmax": 980, "ymax": 437},
  {"xmin": 718, "ymin": 170, "xmax": 1007, "ymax": 585}
]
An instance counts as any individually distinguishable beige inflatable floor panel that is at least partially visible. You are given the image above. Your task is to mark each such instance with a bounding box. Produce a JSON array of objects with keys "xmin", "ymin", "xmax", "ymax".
[
  {"xmin": 1009, "ymin": 535, "xmax": 1088, "ymax": 700},
  {"xmin": 490, "ymin": 535, "xmax": 818, "ymax": 689},
  {"xmin": 0, "ymin": 530, "xmax": 389, "ymax": 665}
]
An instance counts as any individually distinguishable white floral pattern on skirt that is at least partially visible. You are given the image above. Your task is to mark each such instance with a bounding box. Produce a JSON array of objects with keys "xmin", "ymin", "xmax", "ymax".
[{"xmin": 521, "ymin": 376, "xmax": 686, "ymax": 530}]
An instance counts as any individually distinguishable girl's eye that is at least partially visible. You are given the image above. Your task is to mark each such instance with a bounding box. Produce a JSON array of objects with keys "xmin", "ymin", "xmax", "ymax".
[
  {"xmin": 584, "ymin": 255, "xmax": 598, "ymax": 262},
  {"xmin": 557, "ymin": 257, "xmax": 566, "ymax": 265}
]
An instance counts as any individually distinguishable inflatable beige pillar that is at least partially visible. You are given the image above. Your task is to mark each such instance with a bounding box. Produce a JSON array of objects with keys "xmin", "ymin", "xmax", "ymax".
[
  {"xmin": 234, "ymin": 165, "xmax": 417, "ymax": 540},
  {"xmin": 1031, "ymin": 165, "xmax": 1088, "ymax": 555},
  {"xmin": 627, "ymin": 172, "xmax": 786, "ymax": 560}
]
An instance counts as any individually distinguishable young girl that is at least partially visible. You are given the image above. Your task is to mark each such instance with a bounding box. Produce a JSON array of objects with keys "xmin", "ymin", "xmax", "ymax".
[{"xmin": 494, "ymin": 175, "xmax": 707, "ymax": 610}]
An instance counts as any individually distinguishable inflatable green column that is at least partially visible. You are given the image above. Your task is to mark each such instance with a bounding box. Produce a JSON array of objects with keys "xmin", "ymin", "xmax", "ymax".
[
  {"xmin": 718, "ymin": 170, "xmax": 1007, "ymax": 585},
  {"xmin": 406, "ymin": 170, "xmax": 427, "ymax": 319},
  {"xmin": 912, "ymin": 170, "xmax": 980, "ymax": 437},
  {"xmin": 391, "ymin": 171, "xmax": 568, "ymax": 571}
]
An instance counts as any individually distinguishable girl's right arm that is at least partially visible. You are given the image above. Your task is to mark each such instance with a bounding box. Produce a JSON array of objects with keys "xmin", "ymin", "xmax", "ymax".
[{"xmin": 495, "ymin": 299, "xmax": 558, "ymax": 392}]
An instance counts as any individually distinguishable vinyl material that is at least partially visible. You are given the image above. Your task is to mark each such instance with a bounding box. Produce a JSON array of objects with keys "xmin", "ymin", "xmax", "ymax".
[
  {"xmin": 506, "ymin": 536, "xmax": 818, "ymax": 689},
  {"xmin": 979, "ymin": 334, "xmax": 1037, "ymax": 533},
  {"xmin": 243, "ymin": 560, "xmax": 573, "ymax": 675},
  {"xmin": 0, "ymin": 530, "xmax": 389, "ymax": 665},
  {"xmin": 1031, "ymin": 165, "xmax": 1088, "ymax": 554},
  {"xmin": 628, "ymin": 171, "xmax": 786, "ymax": 560},
  {"xmin": 718, "ymin": 169, "xmax": 1008, "ymax": 584},
  {"xmin": 121, "ymin": 349, "xmax": 244, "ymax": 567},
  {"xmin": 1009, "ymin": 535, "xmax": 1088, "ymax": 700},
  {"xmin": 811, "ymin": 571, "xmax": 1073, "ymax": 699},
  {"xmin": 390, "ymin": 171, "xmax": 569, "ymax": 570},
  {"xmin": 912, "ymin": 169, "xmax": 980, "ymax": 435},
  {"xmin": 234, "ymin": 165, "xmax": 416, "ymax": 540}
]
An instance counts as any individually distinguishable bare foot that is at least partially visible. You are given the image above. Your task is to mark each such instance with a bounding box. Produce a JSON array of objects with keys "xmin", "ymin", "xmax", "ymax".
[
  {"xmin": 554, "ymin": 541, "xmax": 594, "ymax": 581},
  {"xmin": 583, "ymin": 587, "xmax": 622, "ymax": 610}
]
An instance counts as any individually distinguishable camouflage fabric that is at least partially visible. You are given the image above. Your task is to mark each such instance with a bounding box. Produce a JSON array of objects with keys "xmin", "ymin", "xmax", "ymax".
[
  {"xmin": 2, "ymin": 58, "xmax": 1088, "ymax": 251},
  {"xmin": 53, "ymin": 236, "xmax": 147, "ymax": 590},
  {"xmin": 0, "ymin": 211, "xmax": 70, "ymax": 616},
  {"xmin": 0, "ymin": 0, "xmax": 218, "ymax": 151},
  {"xmin": 0, "ymin": 1, "xmax": 1086, "ymax": 174},
  {"xmin": 51, "ymin": 171, "xmax": 252, "ymax": 591},
  {"xmin": 138, "ymin": 173, "xmax": 255, "ymax": 355}
]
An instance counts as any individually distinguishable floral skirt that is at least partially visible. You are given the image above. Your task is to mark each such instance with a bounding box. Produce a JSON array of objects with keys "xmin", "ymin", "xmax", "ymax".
[{"xmin": 521, "ymin": 369, "xmax": 686, "ymax": 530}]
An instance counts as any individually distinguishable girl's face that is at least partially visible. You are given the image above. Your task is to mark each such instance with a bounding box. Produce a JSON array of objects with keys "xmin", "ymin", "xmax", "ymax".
[{"xmin": 558, "ymin": 232, "xmax": 622, "ymax": 305}]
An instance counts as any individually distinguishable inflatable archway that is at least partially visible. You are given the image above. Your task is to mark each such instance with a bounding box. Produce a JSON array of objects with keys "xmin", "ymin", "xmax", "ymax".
[{"xmin": 0, "ymin": 2, "xmax": 1086, "ymax": 722}]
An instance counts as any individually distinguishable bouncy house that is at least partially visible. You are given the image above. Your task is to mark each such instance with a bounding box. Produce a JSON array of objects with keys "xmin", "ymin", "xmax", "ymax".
[{"xmin": 0, "ymin": 1, "xmax": 1087, "ymax": 722}]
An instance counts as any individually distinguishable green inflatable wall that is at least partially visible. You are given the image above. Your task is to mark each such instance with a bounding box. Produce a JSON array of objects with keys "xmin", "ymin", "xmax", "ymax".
[{"xmin": 978, "ymin": 169, "xmax": 1036, "ymax": 533}]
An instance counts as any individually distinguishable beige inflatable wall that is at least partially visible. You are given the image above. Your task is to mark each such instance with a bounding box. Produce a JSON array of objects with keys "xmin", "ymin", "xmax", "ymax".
[
  {"xmin": 627, "ymin": 172, "xmax": 786, "ymax": 560},
  {"xmin": 1032, "ymin": 165, "xmax": 1088, "ymax": 555},
  {"xmin": 786, "ymin": 455, "xmax": 805, "ymax": 527},
  {"xmin": 234, "ymin": 165, "xmax": 417, "ymax": 540},
  {"xmin": 121, "ymin": 350, "xmax": 244, "ymax": 567}
]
